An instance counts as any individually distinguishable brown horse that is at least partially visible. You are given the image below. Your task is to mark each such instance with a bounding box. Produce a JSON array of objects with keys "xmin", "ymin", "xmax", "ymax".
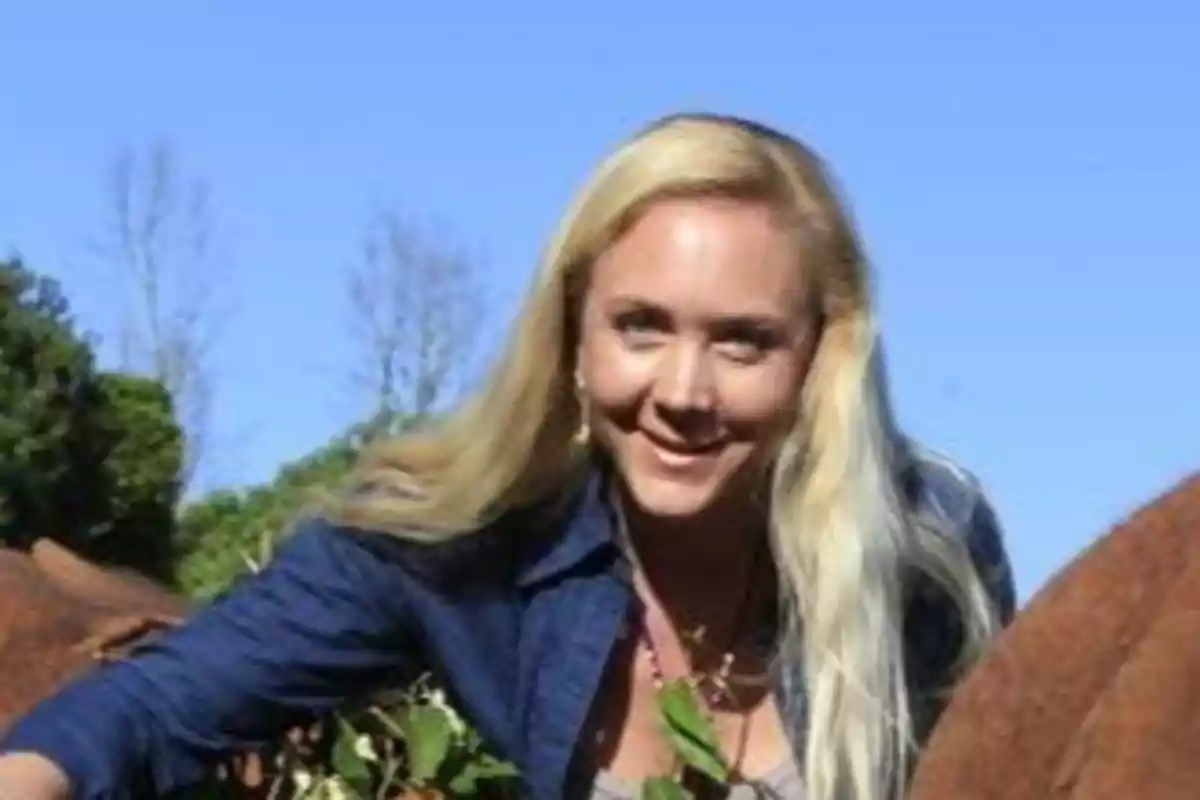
[
  {"xmin": 908, "ymin": 470, "xmax": 1200, "ymax": 800},
  {"xmin": 0, "ymin": 538, "xmax": 189, "ymax": 730},
  {"xmin": 0, "ymin": 537, "xmax": 324, "ymax": 797}
]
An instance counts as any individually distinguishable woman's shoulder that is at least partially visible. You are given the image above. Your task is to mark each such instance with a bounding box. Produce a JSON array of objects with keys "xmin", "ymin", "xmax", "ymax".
[
  {"xmin": 900, "ymin": 439, "xmax": 1017, "ymax": 620},
  {"xmin": 281, "ymin": 515, "xmax": 515, "ymax": 597},
  {"xmin": 901, "ymin": 441, "xmax": 990, "ymax": 530},
  {"xmin": 290, "ymin": 485, "xmax": 589, "ymax": 598}
]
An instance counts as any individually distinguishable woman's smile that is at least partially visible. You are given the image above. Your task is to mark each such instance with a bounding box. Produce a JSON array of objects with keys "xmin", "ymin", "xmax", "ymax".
[{"xmin": 637, "ymin": 429, "xmax": 725, "ymax": 475}]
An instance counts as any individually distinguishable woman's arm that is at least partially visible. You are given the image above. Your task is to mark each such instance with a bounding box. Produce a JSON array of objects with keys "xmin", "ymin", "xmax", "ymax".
[{"xmin": 0, "ymin": 517, "xmax": 422, "ymax": 799}]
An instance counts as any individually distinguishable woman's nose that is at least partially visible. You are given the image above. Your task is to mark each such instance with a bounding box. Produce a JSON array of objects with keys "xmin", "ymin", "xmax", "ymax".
[{"xmin": 650, "ymin": 344, "xmax": 716, "ymax": 416}]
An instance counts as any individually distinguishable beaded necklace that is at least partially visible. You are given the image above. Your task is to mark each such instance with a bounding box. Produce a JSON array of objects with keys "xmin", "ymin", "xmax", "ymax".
[{"xmin": 608, "ymin": 484, "xmax": 769, "ymax": 789}]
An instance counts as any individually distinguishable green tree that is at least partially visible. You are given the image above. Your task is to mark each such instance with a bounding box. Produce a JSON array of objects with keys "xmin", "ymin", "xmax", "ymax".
[
  {"xmin": 174, "ymin": 415, "xmax": 400, "ymax": 597},
  {"xmin": 0, "ymin": 256, "xmax": 183, "ymax": 580}
]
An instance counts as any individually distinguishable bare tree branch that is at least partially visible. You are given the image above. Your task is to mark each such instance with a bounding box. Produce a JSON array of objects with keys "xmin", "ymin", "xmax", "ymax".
[
  {"xmin": 346, "ymin": 206, "xmax": 485, "ymax": 427},
  {"xmin": 92, "ymin": 138, "xmax": 232, "ymax": 494}
]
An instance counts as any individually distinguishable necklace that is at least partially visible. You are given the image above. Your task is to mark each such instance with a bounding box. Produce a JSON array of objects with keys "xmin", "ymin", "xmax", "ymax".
[
  {"xmin": 635, "ymin": 549, "xmax": 765, "ymax": 709},
  {"xmin": 608, "ymin": 484, "xmax": 768, "ymax": 787}
]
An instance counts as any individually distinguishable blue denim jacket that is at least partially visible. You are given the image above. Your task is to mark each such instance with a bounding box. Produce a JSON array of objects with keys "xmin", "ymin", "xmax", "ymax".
[{"xmin": 0, "ymin": 452, "xmax": 1016, "ymax": 799}]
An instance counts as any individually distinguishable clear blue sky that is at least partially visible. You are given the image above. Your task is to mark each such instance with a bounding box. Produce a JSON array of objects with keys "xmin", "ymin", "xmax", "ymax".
[{"xmin": 2, "ymin": 2, "xmax": 1196, "ymax": 601}]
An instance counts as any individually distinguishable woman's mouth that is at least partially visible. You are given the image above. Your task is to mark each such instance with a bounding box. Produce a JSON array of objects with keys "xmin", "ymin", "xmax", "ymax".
[{"xmin": 640, "ymin": 431, "xmax": 724, "ymax": 470}]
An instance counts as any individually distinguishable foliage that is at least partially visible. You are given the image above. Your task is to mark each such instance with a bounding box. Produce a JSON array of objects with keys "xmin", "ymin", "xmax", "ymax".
[
  {"xmin": 296, "ymin": 677, "xmax": 521, "ymax": 799},
  {"xmin": 640, "ymin": 679, "xmax": 731, "ymax": 798},
  {"xmin": 0, "ymin": 256, "xmax": 183, "ymax": 580},
  {"xmin": 174, "ymin": 411, "xmax": 407, "ymax": 597},
  {"xmin": 174, "ymin": 431, "xmax": 358, "ymax": 597},
  {"xmin": 180, "ymin": 485, "xmax": 521, "ymax": 799},
  {"xmin": 175, "ymin": 409, "xmax": 526, "ymax": 795}
]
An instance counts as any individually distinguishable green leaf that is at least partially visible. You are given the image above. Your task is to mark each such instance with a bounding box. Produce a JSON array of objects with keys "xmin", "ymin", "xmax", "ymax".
[
  {"xmin": 448, "ymin": 763, "xmax": 482, "ymax": 795},
  {"xmin": 446, "ymin": 750, "xmax": 519, "ymax": 794},
  {"xmin": 656, "ymin": 680, "xmax": 729, "ymax": 783},
  {"xmin": 330, "ymin": 717, "xmax": 373, "ymax": 795},
  {"xmin": 368, "ymin": 705, "xmax": 411, "ymax": 741},
  {"xmin": 641, "ymin": 777, "xmax": 695, "ymax": 800},
  {"xmin": 447, "ymin": 763, "xmax": 482, "ymax": 795},
  {"xmin": 400, "ymin": 704, "xmax": 454, "ymax": 782},
  {"xmin": 472, "ymin": 753, "xmax": 519, "ymax": 778}
]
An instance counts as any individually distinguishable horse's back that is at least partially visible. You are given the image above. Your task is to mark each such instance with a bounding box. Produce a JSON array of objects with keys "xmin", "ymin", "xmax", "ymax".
[{"xmin": 908, "ymin": 472, "xmax": 1200, "ymax": 800}]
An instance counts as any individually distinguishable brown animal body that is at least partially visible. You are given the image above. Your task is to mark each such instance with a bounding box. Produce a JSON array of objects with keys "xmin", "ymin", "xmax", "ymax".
[
  {"xmin": 908, "ymin": 471, "xmax": 1200, "ymax": 800},
  {"xmin": 0, "ymin": 539, "xmax": 191, "ymax": 731},
  {"xmin": 0, "ymin": 537, "xmax": 321, "ymax": 797}
]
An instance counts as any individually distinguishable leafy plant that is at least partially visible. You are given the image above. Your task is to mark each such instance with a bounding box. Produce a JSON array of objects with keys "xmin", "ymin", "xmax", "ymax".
[
  {"xmin": 636, "ymin": 678, "xmax": 732, "ymax": 799},
  {"xmin": 189, "ymin": 483, "xmax": 521, "ymax": 799},
  {"xmin": 322, "ymin": 678, "xmax": 521, "ymax": 798}
]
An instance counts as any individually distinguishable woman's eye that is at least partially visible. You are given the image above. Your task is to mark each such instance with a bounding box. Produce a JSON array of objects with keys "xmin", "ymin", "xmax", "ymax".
[
  {"xmin": 613, "ymin": 310, "xmax": 667, "ymax": 342},
  {"xmin": 716, "ymin": 340, "xmax": 765, "ymax": 363},
  {"xmin": 714, "ymin": 327, "xmax": 777, "ymax": 362}
]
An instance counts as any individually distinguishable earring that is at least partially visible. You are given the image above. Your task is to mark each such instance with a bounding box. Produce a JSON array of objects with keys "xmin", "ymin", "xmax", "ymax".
[{"xmin": 574, "ymin": 373, "xmax": 591, "ymax": 445}]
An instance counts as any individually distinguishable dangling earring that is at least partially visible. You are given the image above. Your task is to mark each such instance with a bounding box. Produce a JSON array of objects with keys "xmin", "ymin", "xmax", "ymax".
[{"xmin": 573, "ymin": 372, "xmax": 591, "ymax": 445}]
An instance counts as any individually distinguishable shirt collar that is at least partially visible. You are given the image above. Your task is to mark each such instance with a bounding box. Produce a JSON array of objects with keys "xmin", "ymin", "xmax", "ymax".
[{"xmin": 515, "ymin": 466, "xmax": 621, "ymax": 588}]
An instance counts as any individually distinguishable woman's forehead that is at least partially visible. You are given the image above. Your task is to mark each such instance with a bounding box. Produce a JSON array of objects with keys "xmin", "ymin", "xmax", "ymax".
[{"xmin": 585, "ymin": 197, "xmax": 811, "ymax": 316}]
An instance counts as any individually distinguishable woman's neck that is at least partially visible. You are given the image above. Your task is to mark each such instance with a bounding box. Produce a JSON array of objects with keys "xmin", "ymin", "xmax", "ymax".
[{"xmin": 612, "ymin": 483, "xmax": 774, "ymax": 647}]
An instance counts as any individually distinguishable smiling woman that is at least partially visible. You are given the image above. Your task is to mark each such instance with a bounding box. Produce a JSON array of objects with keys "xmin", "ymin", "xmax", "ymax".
[
  {"xmin": 574, "ymin": 194, "xmax": 817, "ymax": 793},
  {"xmin": 0, "ymin": 113, "xmax": 1016, "ymax": 800},
  {"xmin": 578, "ymin": 195, "xmax": 816, "ymax": 522}
]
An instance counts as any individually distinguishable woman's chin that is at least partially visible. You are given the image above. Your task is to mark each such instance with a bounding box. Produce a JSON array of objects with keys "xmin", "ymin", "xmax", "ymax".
[{"xmin": 623, "ymin": 474, "xmax": 724, "ymax": 521}]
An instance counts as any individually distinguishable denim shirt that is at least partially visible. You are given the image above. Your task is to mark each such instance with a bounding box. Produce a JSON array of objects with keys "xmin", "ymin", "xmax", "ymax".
[{"xmin": 0, "ymin": 451, "xmax": 1016, "ymax": 799}]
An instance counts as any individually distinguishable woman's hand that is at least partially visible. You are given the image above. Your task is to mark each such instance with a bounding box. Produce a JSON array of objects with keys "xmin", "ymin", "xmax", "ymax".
[{"xmin": 0, "ymin": 752, "xmax": 71, "ymax": 799}]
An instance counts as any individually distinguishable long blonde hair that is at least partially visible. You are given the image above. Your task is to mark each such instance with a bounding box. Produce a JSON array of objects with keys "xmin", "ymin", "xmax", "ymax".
[{"xmin": 324, "ymin": 113, "xmax": 1000, "ymax": 799}]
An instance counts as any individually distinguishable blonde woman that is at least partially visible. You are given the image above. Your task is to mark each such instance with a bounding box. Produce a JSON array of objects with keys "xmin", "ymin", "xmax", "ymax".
[{"xmin": 0, "ymin": 113, "xmax": 1015, "ymax": 799}]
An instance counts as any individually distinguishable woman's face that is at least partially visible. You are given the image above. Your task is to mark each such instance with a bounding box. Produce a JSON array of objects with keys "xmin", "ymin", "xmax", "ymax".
[{"xmin": 576, "ymin": 195, "xmax": 820, "ymax": 523}]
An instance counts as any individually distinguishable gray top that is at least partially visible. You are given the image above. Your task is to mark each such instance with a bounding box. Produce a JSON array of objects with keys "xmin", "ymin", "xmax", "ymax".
[{"xmin": 590, "ymin": 760, "xmax": 804, "ymax": 799}]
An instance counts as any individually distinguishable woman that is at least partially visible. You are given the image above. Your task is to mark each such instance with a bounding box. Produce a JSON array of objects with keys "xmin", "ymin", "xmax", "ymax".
[{"xmin": 0, "ymin": 112, "xmax": 1016, "ymax": 799}]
